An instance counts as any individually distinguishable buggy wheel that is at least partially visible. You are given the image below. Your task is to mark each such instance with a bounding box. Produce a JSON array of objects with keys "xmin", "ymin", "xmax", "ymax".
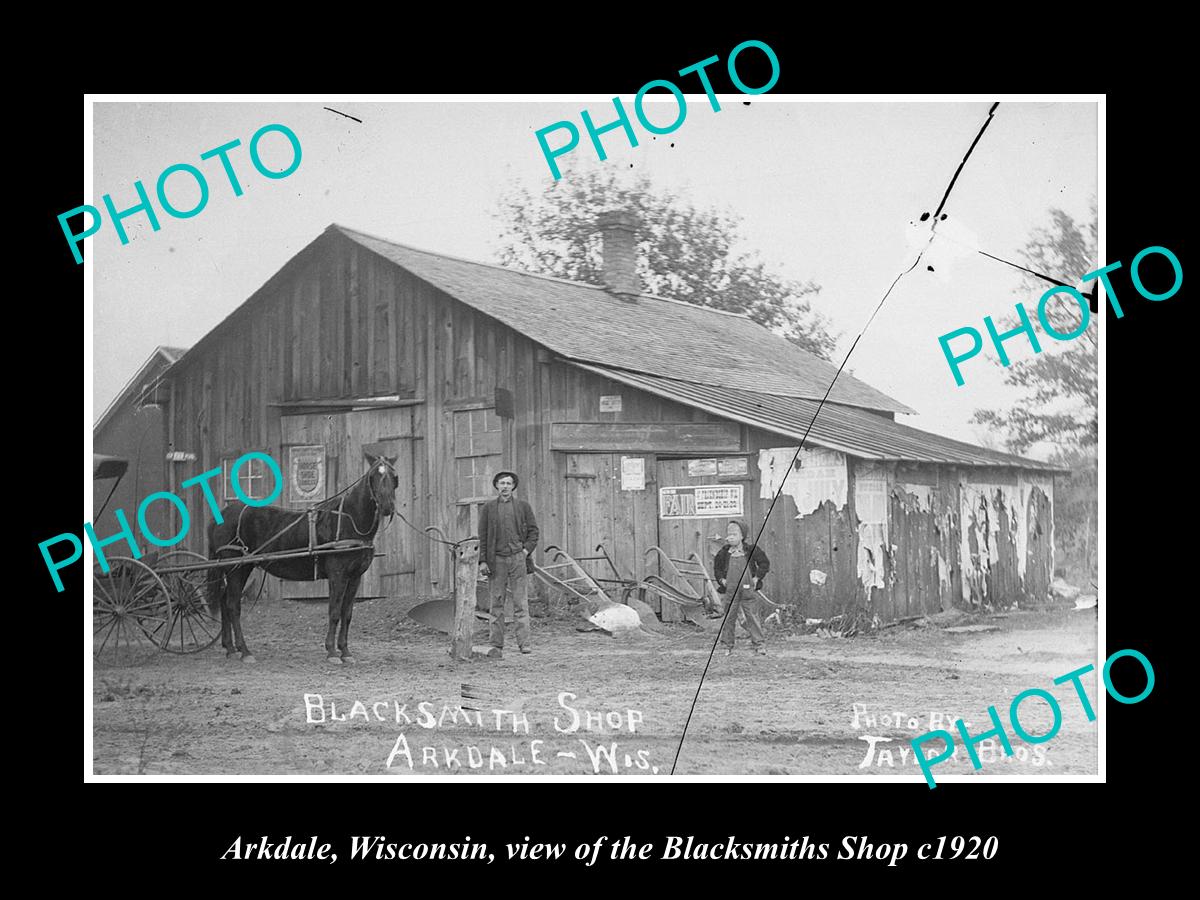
[
  {"xmin": 94, "ymin": 557, "xmax": 169, "ymax": 659},
  {"xmin": 141, "ymin": 551, "xmax": 222, "ymax": 653}
]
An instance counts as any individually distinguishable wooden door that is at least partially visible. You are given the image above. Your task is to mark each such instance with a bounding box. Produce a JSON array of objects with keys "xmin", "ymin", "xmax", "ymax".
[
  {"xmin": 346, "ymin": 407, "xmax": 417, "ymax": 600},
  {"xmin": 561, "ymin": 453, "xmax": 657, "ymax": 591},
  {"xmin": 278, "ymin": 407, "xmax": 417, "ymax": 601},
  {"xmin": 279, "ymin": 413, "xmax": 338, "ymax": 601},
  {"xmin": 654, "ymin": 458, "xmax": 754, "ymax": 621}
]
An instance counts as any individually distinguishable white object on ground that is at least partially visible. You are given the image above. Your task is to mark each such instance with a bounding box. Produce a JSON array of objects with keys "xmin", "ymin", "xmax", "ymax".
[{"xmin": 588, "ymin": 603, "xmax": 642, "ymax": 634}]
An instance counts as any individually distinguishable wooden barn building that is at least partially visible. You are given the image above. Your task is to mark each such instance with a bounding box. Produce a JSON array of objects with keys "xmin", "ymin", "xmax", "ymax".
[
  {"xmin": 93, "ymin": 345, "xmax": 189, "ymax": 540},
  {"xmin": 157, "ymin": 219, "xmax": 1061, "ymax": 623}
]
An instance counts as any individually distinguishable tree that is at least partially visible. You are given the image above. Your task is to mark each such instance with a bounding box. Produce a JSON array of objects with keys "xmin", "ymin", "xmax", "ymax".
[
  {"xmin": 492, "ymin": 167, "xmax": 839, "ymax": 360},
  {"xmin": 971, "ymin": 206, "xmax": 1098, "ymax": 586},
  {"xmin": 970, "ymin": 207, "xmax": 1098, "ymax": 455}
]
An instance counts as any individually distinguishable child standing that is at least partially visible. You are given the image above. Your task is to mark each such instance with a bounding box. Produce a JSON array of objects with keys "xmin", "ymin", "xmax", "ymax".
[{"xmin": 713, "ymin": 519, "xmax": 771, "ymax": 656}]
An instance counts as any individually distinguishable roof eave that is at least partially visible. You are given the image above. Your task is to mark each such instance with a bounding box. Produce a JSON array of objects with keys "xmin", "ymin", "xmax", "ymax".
[
  {"xmin": 565, "ymin": 360, "xmax": 1067, "ymax": 472},
  {"xmin": 93, "ymin": 346, "xmax": 184, "ymax": 435}
]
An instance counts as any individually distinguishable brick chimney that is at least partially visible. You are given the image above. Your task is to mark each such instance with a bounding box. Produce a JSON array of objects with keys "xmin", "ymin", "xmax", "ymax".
[{"xmin": 597, "ymin": 210, "xmax": 640, "ymax": 302}]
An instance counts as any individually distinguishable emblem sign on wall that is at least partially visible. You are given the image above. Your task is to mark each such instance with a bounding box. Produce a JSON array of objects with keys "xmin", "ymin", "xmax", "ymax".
[{"xmin": 288, "ymin": 445, "xmax": 326, "ymax": 503}]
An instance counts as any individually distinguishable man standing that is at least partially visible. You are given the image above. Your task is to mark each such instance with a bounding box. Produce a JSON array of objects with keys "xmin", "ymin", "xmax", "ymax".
[{"xmin": 477, "ymin": 471, "xmax": 539, "ymax": 656}]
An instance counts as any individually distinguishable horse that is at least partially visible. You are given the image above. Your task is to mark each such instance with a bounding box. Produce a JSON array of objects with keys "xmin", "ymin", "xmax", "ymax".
[{"xmin": 205, "ymin": 453, "xmax": 398, "ymax": 663}]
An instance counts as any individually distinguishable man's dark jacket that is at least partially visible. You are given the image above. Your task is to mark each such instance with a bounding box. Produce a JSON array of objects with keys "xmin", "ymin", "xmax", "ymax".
[
  {"xmin": 713, "ymin": 543, "xmax": 771, "ymax": 592},
  {"xmin": 478, "ymin": 497, "xmax": 540, "ymax": 573}
]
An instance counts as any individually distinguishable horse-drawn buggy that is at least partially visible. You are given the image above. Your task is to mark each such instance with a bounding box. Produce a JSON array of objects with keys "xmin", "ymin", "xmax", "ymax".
[{"xmin": 91, "ymin": 451, "xmax": 398, "ymax": 663}]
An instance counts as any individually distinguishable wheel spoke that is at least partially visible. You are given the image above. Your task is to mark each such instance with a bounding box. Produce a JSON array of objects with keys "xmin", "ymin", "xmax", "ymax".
[
  {"xmin": 126, "ymin": 594, "xmax": 167, "ymax": 616},
  {"xmin": 149, "ymin": 552, "xmax": 223, "ymax": 652},
  {"xmin": 95, "ymin": 575, "xmax": 118, "ymax": 609},
  {"xmin": 128, "ymin": 579, "xmax": 164, "ymax": 609},
  {"xmin": 161, "ymin": 606, "xmax": 178, "ymax": 651},
  {"xmin": 114, "ymin": 617, "xmax": 128, "ymax": 660},
  {"xmin": 183, "ymin": 613, "xmax": 200, "ymax": 650},
  {"xmin": 95, "ymin": 617, "xmax": 119, "ymax": 654},
  {"xmin": 141, "ymin": 617, "xmax": 166, "ymax": 642},
  {"xmin": 165, "ymin": 608, "xmax": 181, "ymax": 650},
  {"xmin": 188, "ymin": 609, "xmax": 218, "ymax": 641}
]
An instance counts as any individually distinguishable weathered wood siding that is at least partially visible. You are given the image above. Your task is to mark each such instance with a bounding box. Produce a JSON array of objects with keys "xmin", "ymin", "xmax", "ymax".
[{"xmin": 165, "ymin": 230, "xmax": 1055, "ymax": 623}]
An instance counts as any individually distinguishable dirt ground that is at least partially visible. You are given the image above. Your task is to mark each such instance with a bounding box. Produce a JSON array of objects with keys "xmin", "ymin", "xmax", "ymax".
[{"xmin": 92, "ymin": 594, "xmax": 1100, "ymax": 778}]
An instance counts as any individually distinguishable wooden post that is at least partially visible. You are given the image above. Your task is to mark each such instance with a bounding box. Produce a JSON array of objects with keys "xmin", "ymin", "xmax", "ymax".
[{"xmin": 451, "ymin": 539, "xmax": 479, "ymax": 661}]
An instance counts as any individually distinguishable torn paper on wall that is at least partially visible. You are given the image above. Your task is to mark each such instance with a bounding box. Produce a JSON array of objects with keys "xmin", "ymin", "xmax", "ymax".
[
  {"xmin": 960, "ymin": 482, "xmax": 999, "ymax": 603},
  {"xmin": 959, "ymin": 475, "xmax": 1056, "ymax": 604},
  {"xmin": 810, "ymin": 569, "xmax": 827, "ymax": 586},
  {"xmin": 937, "ymin": 551, "xmax": 951, "ymax": 590},
  {"xmin": 1018, "ymin": 472, "xmax": 1054, "ymax": 581},
  {"xmin": 855, "ymin": 463, "xmax": 889, "ymax": 591},
  {"xmin": 757, "ymin": 447, "xmax": 847, "ymax": 517},
  {"xmin": 896, "ymin": 483, "xmax": 933, "ymax": 512}
]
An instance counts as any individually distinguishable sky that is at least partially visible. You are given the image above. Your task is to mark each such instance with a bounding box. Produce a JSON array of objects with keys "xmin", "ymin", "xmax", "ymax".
[{"xmin": 92, "ymin": 99, "xmax": 1097, "ymax": 455}]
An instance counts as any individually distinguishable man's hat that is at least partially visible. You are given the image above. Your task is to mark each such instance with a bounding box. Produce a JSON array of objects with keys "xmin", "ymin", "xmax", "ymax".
[{"xmin": 493, "ymin": 471, "xmax": 520, "ymax": 489}]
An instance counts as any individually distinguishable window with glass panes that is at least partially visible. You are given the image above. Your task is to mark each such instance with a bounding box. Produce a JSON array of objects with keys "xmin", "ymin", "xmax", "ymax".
[
  {"xmin": 222, "ymin": 454, "xmax": 272, "ymax": 502},
  {"xmin": 454, "ymin": 408, "xmax": 502, "ymax": 501}
]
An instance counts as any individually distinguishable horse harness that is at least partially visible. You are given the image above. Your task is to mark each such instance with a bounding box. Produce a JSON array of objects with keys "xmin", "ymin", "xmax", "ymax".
[{"xmin": 214, "ymin": 462, "xmax": 394, "ymax": 577}]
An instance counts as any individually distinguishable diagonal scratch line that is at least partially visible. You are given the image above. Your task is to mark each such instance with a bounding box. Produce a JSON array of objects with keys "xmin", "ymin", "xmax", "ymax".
[
  {"xmin": 974, "ymin": 248, "xmax": 1099, "ymax": 308},
  {"xmin": 667, "ymin": 263, "xmax": 917, "ymax": 775},
  {"xmin": 324, "ymin": 106, "xmax": 363, "ymax": 124},
  {"xmin": 936, "ymin": 228, "xmax": 1100, "ymax": 310},
  {"xmin": 932, "ymin": 101, "xmax": 998, "ymax": 220},
  {"xmin": 668, "ymin": 101, "xmax": 1001, "ymax": 776}
]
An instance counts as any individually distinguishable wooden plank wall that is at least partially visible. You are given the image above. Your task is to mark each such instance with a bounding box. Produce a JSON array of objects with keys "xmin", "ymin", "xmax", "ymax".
[
  {"xmin": 1024, "ymin": 486, "xmax": 1053, "ymax": 602},
  {"xmin": 957, "ymin": 467, "xmax": 1055, "ymax": 611},
  {"xmin": 560, "ymin": 453, "xmax": 658, "ymax": 587},
  {"xmin": 169, "ymin": 232, "xmax": 729, "ymax": 599},
  {"xmin": 736, "ymin": 444, "xmax": 1055, "ymax": 623},
  {"xmin": 168, "ymin": 235, "xmax": 417, "ymax": 566},
  {"xmin": 743, "ymin": 435, "xmax": 858, "ymax": 621}
]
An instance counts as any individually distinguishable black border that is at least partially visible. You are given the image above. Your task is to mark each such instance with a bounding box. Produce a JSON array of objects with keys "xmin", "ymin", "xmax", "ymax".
[{"xmin": 39, "ymin": 33, "xmax": 1180, "ymax": 880}]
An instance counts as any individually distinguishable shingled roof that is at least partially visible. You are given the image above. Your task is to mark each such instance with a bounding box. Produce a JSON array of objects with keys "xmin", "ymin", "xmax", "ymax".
[
  {"xmin": 334, "ymin": 225, "xmax": 915, "ymax": 415},
  {"xmin": 569, "ymin": 363, "xmax": 1063, "ymax": 472}
]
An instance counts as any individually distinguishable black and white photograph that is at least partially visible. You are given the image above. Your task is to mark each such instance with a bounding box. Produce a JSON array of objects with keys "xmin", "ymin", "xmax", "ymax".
[{"xmin": 84, "ymin": 95, "xmax": 1102, "ymax": 781}]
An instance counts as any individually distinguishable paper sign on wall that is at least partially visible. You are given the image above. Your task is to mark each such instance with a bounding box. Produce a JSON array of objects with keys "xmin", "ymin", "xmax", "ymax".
[
  {"xmin": 718, "ymin": 457, "xmax": 748, "ymax": 476},
  {"xmin": 599, "ymin": 395, "xmax": 622, "ymax": 412},
  {"xmin": 288, "ymin": 445, "xmax": 326, "ymax": 503},
  {"xmin": 660, "ymin": 484, "xmax": 743, "ymax": 519},
  {"xmin": 688, "ymin": 457, "xmax": 747, "ymax": 477},
  {"xmin": 620, "ymin": 456, "xmax": 645, "ymax": 491}
]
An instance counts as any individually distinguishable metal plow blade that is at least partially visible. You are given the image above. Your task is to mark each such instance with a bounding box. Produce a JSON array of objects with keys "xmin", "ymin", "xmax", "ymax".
[{"xmin": 407, "ymin": 597, "xmax": 489, "ymax": 634}]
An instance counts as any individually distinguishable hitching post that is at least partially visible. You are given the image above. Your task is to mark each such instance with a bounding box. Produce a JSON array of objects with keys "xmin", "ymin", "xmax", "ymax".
[{"xmin": 451, "ymin": 538, "xmax": 479, "ymax": 661}]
